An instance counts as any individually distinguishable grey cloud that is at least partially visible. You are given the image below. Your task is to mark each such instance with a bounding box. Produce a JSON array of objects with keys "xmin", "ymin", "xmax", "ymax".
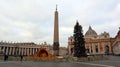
[{"xmin": 0, "ymin": 0, "xmax": 120, "ymax": 47}]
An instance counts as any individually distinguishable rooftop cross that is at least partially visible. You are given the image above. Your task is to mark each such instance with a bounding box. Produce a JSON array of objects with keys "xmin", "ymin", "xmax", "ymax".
[{"xmin": 56, "ymin": 5, "xmax": 57, "ymax": 11}]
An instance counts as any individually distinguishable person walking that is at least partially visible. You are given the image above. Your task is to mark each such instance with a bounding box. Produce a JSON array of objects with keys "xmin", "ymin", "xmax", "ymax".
[
  {"xmin": 4, "ymin": 54, "xmax": 7, "ymax": 61},
  {"xmin": 6, "ymin": 54, "xmax": 8, "ymax": 61},
  {"xmin": 4, "ymin": 53, "xmax": 8, "ymax": 61},
  {"xmin": 20, "ymin": 54, "xmax": 23, "ymax": 62}
]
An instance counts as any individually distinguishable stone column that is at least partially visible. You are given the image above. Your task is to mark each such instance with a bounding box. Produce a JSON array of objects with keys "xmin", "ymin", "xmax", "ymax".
[
  {"xmin": 89, "ymin": 44, "xmax": 91, "ymax": 53},
  {"xmin": 20, "ymin": 48, "xmax": 22, "ymax": 55},
  {"xmin": 4, "ymin": 47, "xmax": 6, "ymax": 55},
  {"xmin": 12, "ymin": 47, "xmax": 15, "ymax": 55},
  {"xmin": 18, "ymin": 48, "xmax": 20, "ymax": 55},
  {"xmin": 103, "ymin": 44, "xmax": 105, "ymax": 53},
  {"xmin": 24, "ymin": 48, "xmax": 25, "ymax": 55},
  {"xmin": 26, "ymin": 48, "xmax": 28, "ymax": 55},
  {"xmin": 92, "ymin": 43, "xmax": 95, "ymax": 54},
  {"xmin": 25, "ymin": 48, "xmax": 26, "ymax": 56},
  {"xmin": 98, "ymin": 43, "xmax": 100, "ymax": 54},
  {"xmin": 28, "ymin": 48, "xmax": 30, "ymax": 56},
  {"xmin": 36, "ymin": 48, "xmax": 37, "ymax": 53},
  {"xmin": 26, "ymin": 48, "xmax": 28, "ymax": 56},
  {"xmin": 31, "ymin": 48, "xmax": 33, "ymax": 55},
  {"xmin": 23, "ymin": 48, "xmax": 24, "ymax": 55},
  {"xmin": 22, "ymin": 48, "xmax": 24, "ymax": 55},
  {"xmin": 19, "ymin": 48, "xmax": 21, "ymax": 55},
  {"xmin": 0, "ymin": 46, "xmax": 1, "ymax": 51},
  {"xmin": 6, "ymin": 47, "xmax": 8, "ymax": 55},
  {"xmin": 33, "ymin": 48, "xmax": 35, "ymax": 55},
  {"xmin": 9, "ymin": 47, "xmax": 12, "ymax": 55},
  {"xmin": 29, "ymin": 48, "xmax": 30, "ymax": 55},
  {"xmin": 109, "ymin": 43, "xmax": 112, "ymax": 54},
  {"xmin": 30, "ymin": 48, "xmax": 32, "ymax": 55}
]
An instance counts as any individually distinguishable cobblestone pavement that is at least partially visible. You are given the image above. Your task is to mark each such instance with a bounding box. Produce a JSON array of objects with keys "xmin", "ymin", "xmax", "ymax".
[
  {"xmin": 87, "ymin": 56, "xmax": 120, "ymax": 67},
  {"xmin": 0, "ymin": 61, "xmax": 109, "ymax": 67}
]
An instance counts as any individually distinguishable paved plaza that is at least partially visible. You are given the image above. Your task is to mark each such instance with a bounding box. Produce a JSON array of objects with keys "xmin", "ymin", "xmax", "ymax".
[
  {"xmin": 0, "ymin": 61, "xmax": 110, "ymax": 67},
  {"xmin": 87, "ymin": 56, "xmax": 120, "ymax": 67},
  {"xmin": 0, "ymin": 56, "xmax": 119, "ymax": 67}
]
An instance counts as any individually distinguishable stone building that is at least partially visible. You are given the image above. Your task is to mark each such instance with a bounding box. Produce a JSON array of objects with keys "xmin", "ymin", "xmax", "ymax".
[
  {"xmin": 0, "ymin": 41, "xmax": 68, "ymax": 56},
  {"xmin": 112, "ymin": 28, "xmax": 120, "ymax": 55},
  {"xmin": 0, "ymin": 42, "xmax": 53, "ymax": 56},
  {"xmin": 68, "ymin": 25, "xmax": 120, "ymax": 55},
  {"xmin": 59, "ymin": 47, "xmax": 68, "ymax": 56},
  {"xmin": 85, "ymin": 26, "xmax": 113, "ymax": 55}
]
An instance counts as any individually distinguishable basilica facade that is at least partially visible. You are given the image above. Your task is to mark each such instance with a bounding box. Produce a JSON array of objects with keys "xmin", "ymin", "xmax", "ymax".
[{"xmin": 68, "ymin": 25, "xmax": 120, "ymax": 55}]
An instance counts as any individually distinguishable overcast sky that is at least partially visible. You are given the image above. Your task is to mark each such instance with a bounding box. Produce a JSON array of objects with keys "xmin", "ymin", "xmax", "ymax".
[{"xmin": 0, "ymin": 0, "xmax": 120, "ymax": 47}]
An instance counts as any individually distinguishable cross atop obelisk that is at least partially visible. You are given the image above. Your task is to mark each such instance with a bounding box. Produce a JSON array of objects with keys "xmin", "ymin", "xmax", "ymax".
[
  {"xmin": 53, "ymin": 5, "xmax": 59, "ymax": 56},
  {"xmin": 56, "ymin": 5, "xmax": 57, "ymax": 11}
]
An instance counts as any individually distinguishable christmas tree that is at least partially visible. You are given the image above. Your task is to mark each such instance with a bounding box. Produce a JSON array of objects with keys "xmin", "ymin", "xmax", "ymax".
[{"xmin": 73, "ymin": 21, "xmax": 87, "ymax": 57}]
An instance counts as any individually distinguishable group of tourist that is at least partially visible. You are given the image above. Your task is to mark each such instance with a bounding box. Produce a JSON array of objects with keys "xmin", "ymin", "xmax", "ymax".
[{"xmin": 4, "ymin": 53, "xmax": 23, "ymax": 62}]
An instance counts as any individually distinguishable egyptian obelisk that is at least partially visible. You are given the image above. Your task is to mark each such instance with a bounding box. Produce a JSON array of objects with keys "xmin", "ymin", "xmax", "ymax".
[{"xmin": 53, "ymin": 5, "xmax": 59, "ymax": 56}]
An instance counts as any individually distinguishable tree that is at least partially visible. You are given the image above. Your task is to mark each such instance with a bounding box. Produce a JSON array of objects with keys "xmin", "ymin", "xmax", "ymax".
[{"xmin": 73, "ymin": 21, "xmax": 87, "ymax": 57}]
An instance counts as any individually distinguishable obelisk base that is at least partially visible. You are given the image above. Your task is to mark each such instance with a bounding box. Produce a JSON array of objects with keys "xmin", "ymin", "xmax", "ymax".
[{"xmin": 53, "ymin": 42, "xmax": 59, "ymax": 56}]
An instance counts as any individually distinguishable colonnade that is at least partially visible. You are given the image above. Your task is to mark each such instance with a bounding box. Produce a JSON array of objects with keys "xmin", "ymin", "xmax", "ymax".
[
  {"xmin": 0, "ymin": 46, "xmax": 40, "ymax": 56},
  {"xmin": 0, "ymin": 41, "xmax": 54, "ymax": 56}
]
